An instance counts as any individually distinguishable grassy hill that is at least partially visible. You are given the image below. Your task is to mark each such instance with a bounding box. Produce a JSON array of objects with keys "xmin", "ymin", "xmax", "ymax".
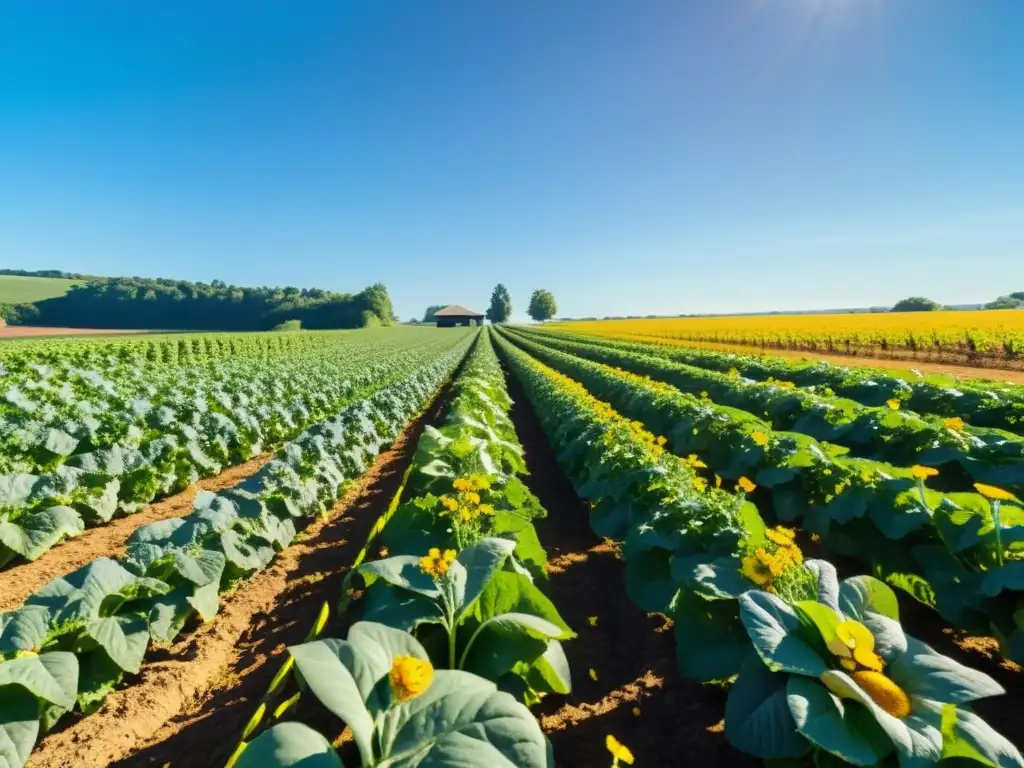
[{"xmin": 0, "ymin": 275, "xmax": 83, "ymax": 304}]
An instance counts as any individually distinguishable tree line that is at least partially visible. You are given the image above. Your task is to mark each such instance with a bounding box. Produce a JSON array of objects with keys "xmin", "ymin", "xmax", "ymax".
[{"xmin": 1, "ymin": 273, "xmax": 397, "ymax": 330}]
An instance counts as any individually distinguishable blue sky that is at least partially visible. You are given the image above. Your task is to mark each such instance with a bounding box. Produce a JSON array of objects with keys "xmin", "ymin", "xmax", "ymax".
[{"xmin": 2, "ymin": 1, "xmax": 1022, "ymax": 321}]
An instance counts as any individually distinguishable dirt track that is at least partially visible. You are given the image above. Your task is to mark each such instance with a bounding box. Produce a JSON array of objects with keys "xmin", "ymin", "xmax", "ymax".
[{"xmin": 0, "ymin": 326, "xmax": 150, "ymax": 339}]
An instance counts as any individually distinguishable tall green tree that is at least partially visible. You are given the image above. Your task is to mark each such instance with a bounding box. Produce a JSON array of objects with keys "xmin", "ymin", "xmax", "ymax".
[
  {"xmin": 527, "ymin": 290, "xmax": 557, "ymax": 322},
  {"xmin": 485, "ymin": 283, "xmax": 512, "ymax": 324},
  {"xmin": 891, "ymin": 296, "xmax": 941, "ymax": 312},
  {"xmin": 422, "ymin": 305, "xmax": 447, "ymax": 323}
]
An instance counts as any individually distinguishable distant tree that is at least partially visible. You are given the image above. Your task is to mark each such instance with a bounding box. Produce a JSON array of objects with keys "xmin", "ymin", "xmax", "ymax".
[
  {"xmin": 985, "ymin": 296, "xmax": 1024, "ymax": 310},
  {"xmin": 423, "ymin": 305, "xmax": 447, "ymax": 323},
  {"xmin": 527, "ymin": 290, "xmax": 557, "ymax": 322},
  {"xmin": 272, "ymin": 319, "xmax": 302, "ymax": 331},
  {"xmin": 891, "ymin": 297, "xmax": 941, "ymax": 312},
  {"xmin": 485, "ymin": 284, "xmax": 512, "ymax": 324},
  {"xmin": 1011, "ymin": 292, "xmax": 1024, "ymax": 302}
]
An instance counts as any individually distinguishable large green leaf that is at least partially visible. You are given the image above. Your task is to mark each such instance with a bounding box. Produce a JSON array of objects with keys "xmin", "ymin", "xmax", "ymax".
[
  {"xmin": 786, "ymin": 676, "xmax": 893, "ymax": 766},
  {"xmin": 887, "ymin": 635, "xmax": 1003, "ymax": 705},
  {"xmin": 838, "ymin": 576, "xmax": 900, "ymax": 622},
  {"xmin": 0, "ymin": 506, "xmax": 84, "ymax": 563},
  {"xmin": 0, "ymin": 652, "xmax": 78, "ymax": 709},
  {"xmin": 453, "ymin": 538, "xmax": 516, "ymax": 621},
  {"xmin": 934, "ymin": 700, "xmax": 1024, "ymax": 768},
  {"xmin": 234, "ymin": 722, "xmax": 344, "ymax": 768},
  {"xmin": 724, "ymin": 657, "xmax": 808, "ymax": 759},
  {"xmin": 0, "ymin": 607, "xmax": 50, "ymax": 654},
  {"xmin": 673, "ymin": 588, "xmax": 751, "ymax": 682},
  {"xmin": 0, "ymin": 685, "xmax": 40, "ymax": 768},
  {"xmin": 0, "ymin": 475, "xmax": 39, "ymax": 509},
  {"xmin": 287, "ymin": 640, "xmax": 376, "ymax": 763},
  {"xmin": 739, "ymin": 591, "xmax": 828, "ymax": 677},
  {"xmin": 357, "ymin": 556, "xmax": 441, "ymax": 600},
  {"xmin": 86, "ymin": 614, "xmax": 150, "ymax": 674},
  {"xmin": 376, "ymin": 670, "xmax": 548, "ymax": 767}
]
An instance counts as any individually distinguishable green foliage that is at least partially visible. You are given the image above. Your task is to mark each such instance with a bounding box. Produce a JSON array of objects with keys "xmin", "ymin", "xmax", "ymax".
[
  {"xmin": 527, "ymin": 289, "xmax": 556, "ymax": 322},
  {"xmin": 892, "ymin": 296, "xmax": 941, "ymax": 312},
  {"xmin": 272, "ymin": 319, "xmax": 302, "ymax": 332},
  {"xmin": 485, "ymin": 284, "xmax": 512, "ymax": 324},
  {"xmin": 8, "ymin": 274, "xmax": 396, "ymax": 332},
  {"xmin": 986, "ymin": 296, "xmax": 1024, "ymax": 310},
  {"xmin": 0, "ymin": 334, "xmax": 475, "ymax": 763},
  {"xmin": 423, "ymin": 304, "xmax": 447, "ymax": 323}
]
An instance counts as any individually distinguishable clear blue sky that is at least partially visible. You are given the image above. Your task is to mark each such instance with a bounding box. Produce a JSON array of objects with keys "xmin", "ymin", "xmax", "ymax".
[{"xmin": 2, "ymin": 1, "xmax": 1022, "ymax": 321}]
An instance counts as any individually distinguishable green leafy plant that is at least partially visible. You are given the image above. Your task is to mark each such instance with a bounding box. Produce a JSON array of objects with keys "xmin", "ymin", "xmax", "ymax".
[{"xmin": 232, "ymin": 621, "xmax": 552, "ymax": 768}]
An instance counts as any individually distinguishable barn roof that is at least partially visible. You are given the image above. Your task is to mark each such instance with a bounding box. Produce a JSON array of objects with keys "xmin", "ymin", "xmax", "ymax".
[{"xmin": 434, "ymin": 304, "xmax": 484, "ymax": 317}]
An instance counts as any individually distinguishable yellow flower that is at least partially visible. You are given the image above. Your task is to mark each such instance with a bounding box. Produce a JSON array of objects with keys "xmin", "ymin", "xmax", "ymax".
[
  {"xmin": 631, "ymin": 706, "xmax": 641, "ymax": 717},
  {"xmin": 783, "ymin": 543, "xmax": 804, "ymax": 566},
  {"xmin": 452, "ymin": 478, "xmax": 473, "ymax": 492},
  {"xmin": 418, "ymin": 548, "xmax": 457, "ymax": 578},
  {"xmin": 390, "ymin": 656, "xmax": 433, "ymax": 702},
  {"xmin": 588, "ymin": 616, "xmax": 598, "ymax": 627},
  {"xmin": 656, "ymin": 435, "xmax": 667, "ymax": 446},
  {"xmin": 974, "ymin": 483, "xmax": 1018, "ymax": 502},
  {"xmin": 945, "ymin": 417, "xmax": 965, "ymax": 432},
  {"xmin": 478, "ymin": 503, "xmax": 495, "ymax": 515},
  {"xmin": 700, "ymin": 391, "xmax": 709, "ymax": 399},
  {"xmin": 911, "ymin": 465, "xmax": 939, "ymax": 480},
  {"xmin": 851, "ymin": 670, "xmax": 912, "ymax": 718},
  {"xmin": 378, "ymin": 546, "xmax": 389, "ymax": 558},
  {"xmin": 440, "ymin": 496, "xmax": 459, "ymax": 513},
  {"xmin": 589, "ymin": 668, "xmax": 598, "ymax": 681},
  {"xmin": 462, "ymin": 491, "xmax": 481, "ymax": 505},
  {"xmin": 685, "ymin": 454, "xmax": 708, "ymax": 470},
  {"xmin": 751, "ymin": 432, "xmax": 770, "ymax": 447},
  {"xmin": 715, "ymin": 474, "xmax": 722, "ymax": 489},
  {"xmin": 605, "ymin": 735, "xmax": 635, "ymax": 765},
  {"xmin": 765, "ymin": 526, "xmax": 796, "ymax": 546},
  {"xmin": 737, "ymin": 477, "xmax": 756, "ymax": 494},
  {"xmin": 741, "ymin": 553, "xmax": 773, "ymax": 586},
  {"xmin": 887, "ymin": 399, "xmax": 900, "ymax": 410},
  {"xmin": 825, "ymin": 620, "xmax": 885, "ymax": 672}
]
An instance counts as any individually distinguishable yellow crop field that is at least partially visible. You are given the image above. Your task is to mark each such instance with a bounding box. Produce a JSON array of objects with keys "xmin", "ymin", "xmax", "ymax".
[{"xmin": 552, "ymin": 309, "xmax": 1024, "ymax": 364}]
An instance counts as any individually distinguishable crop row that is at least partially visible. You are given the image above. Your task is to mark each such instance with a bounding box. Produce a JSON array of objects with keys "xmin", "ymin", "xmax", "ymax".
[
  {"xmin": 503, "ymin": 328, "xmax": 1024, "ymax": 666},
  {"xmin": 0, "ymin": 336, "xmax": 472, "ymax": 768},
  {"xmin": 556, "ymin": 312, "xmax": 1024, "ymax": 359},
  {"xmin": 492, "ymin": 329, "xmax": 1022, "ymax": 767},
  {"xmin": 517, "ymin": 329, "xmax": 1024, "ymax": 493},
  {"xmin": 0, "ymin": 333, "xmax": 470, "ymax": 570},
  {"xmin": 539, "ymin": 327, "xmax": 1024, "ymax": 435},
  {"xmin": 227, "ymin": 328, "xmax": 571, "ymax": 768}
]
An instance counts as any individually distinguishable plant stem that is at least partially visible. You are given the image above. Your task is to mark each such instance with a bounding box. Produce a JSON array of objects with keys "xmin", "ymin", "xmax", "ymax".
[{"xmin": 993, "ymin": 500, "xmax": 1005, "ymax": 568}]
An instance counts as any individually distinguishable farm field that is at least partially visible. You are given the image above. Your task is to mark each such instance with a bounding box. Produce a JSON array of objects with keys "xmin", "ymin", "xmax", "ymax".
[
  {"xmin": 0, "ymin": 274, "xmax": 83, "ymax": 304},
  {"xmin": 0, "ymin": 325, "xmax": 151, "ymax": 339},
  {"xmin": 2, "ymin": 325, "xmax": 1024, "ymax": 768},
  {"xmin": 554, "ymin": 309, "xmax": 1024, "ymax": 370}
]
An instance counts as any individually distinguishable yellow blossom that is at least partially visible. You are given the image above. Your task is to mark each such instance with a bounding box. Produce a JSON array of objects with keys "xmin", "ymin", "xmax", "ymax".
[
  {"xmin": 632, "ymin": 706, "xmax": 641, "ymax": 717},
  {"xmin": 764, "ymin": 526, "xmax": 796, "ymax": 546},
  {"xmin": 606, "ymin": 735, "xmax": 634, "ymax": 765},
  {"xmin": 974, "ymin": 483, "xmax": 1018, "ymax": 502},
  {"xmin": 378, "ymin": 546, "xmax": 389, "ymax": 558},
  {"xmin": 751, "ymin": 431, "xmax": 770, "ymax": 447},
  {"xmin": 911, "ymin": 465, "xmax": 939, "ymax": 480},
  {"xmin": 741, "ymin": 553, "xmax": 773, "ymax": 587},
  {"xmin": 737, "ymin": 477, "xmax": 756, "ymax": 494},
  {"xmin": 887, "ymin": 399, "xmax": 901, "ymax": 410},
  {"xmin": 825, "ymin": 620, "xmax": 885, "ymax": 672},
  {"xmin": 390, "ymin": 656, "xmax": 433, "ymax": 702},
  {"xmin": 715, "ymin": 474, "xmax": 722, "ymax": 489},
  {"xmin": 944, "ymin": 417, "xmax": 965, "ymax": 432},
  {"xmin": 685, "ymin": 454, "xmax": 708, "ymax": 470},
  {"xmin": 589, "ymin": 668, "xmax": 598, "ymax": 681},
  {"xmin": 588, "ymin": 616, "xmax": 598, "ymax": 627},
  {"xmin": 440, "ymin": 496, "xmax": 459, "ymax": 513},
  {"xmin": 418, "ymin": 548, "xmax": 457, "ymax": 578},
  {"xmin": 851, "ymin": 670, "xmax": 911, "ymax": 718},
  {"xmin": 478, "ymin": 503, "xmax": 495, "ymax": 515}
]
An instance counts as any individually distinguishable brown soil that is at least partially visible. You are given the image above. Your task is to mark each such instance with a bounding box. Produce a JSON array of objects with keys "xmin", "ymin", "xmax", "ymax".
[
  {"xmin": 0, "ymin": 454, "xmax": 274, "ymax": 613},
  {"xmin": 0, "ymin": 326, "xmax": 151, "ymax": 339},
  {"xmin": 28, "ymin": 382, "xmax": 458, "ymax": 768},
  {"xmin": 678, "ymin": 340, "xmax": 1024, "ymax": 383},
  {"xmin": 504, "ymin": 368, "xmax": 755, "ymax": 767}
]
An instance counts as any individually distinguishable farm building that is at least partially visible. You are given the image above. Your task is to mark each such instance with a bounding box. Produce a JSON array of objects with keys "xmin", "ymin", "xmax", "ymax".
[{"xmin": 434, "ymin": 304, "xmax": 485, "ymax": 327}]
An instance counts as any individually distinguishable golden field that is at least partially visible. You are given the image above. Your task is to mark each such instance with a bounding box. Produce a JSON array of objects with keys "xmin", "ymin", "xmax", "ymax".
[{"xmin": 551, "ymin": 309, "xmax": 1024, "ymax": 363}]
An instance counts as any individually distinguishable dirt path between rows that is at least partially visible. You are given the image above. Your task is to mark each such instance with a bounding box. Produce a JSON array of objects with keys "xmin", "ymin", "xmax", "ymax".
[
  {"xmin": 0, "ymin": 454, "xmax": 274, "ymax": 613},
  {"xmin": 37, "ymin": 380, "xmax": 457, "ymax": 768},
  {"xmin": 502, "ymin": 367, "xmax": 755, "ymax": 767}
]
